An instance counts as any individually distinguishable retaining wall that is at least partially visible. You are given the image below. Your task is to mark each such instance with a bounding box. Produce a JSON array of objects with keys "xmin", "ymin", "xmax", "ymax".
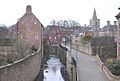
[
  {"xmin": 0, "ymin": 47, "xmax": 42, "ymax": 81},
  {"xmin": 96, "ymin": 55, "xmax": 120, "ymax": 81},
  {"xmin": 72, "ymin": 43, "xmax": 92, "ymax": 55},
  {"xmin": 78, "ymin": 43, "xmax": 92, "ymax": 55}
]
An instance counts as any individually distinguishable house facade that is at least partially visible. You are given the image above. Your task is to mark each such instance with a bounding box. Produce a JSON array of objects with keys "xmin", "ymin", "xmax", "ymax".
[
  {"xmin": 17, "ymin": 5, "xmax": 43, "ymax": 48},
  {"xmin": 71, "ymin": 30, "xmax": 82, "ymax": 44},
  {"xmin": 48, "ymin": 26, "xmax": 62, "ymax": 45},
  {"xmin": 99, "ymin": 21, "xmax": 117, "ymax": 37},
  {"xmin": 115, "ymin": 9, "xmax": 120, "ymax": 59}
]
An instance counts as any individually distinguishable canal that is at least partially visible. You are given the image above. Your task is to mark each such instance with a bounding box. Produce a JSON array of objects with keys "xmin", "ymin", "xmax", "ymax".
[{"xmin": 43, "ymin": 55, "xmax": 64, "ymax": 81}]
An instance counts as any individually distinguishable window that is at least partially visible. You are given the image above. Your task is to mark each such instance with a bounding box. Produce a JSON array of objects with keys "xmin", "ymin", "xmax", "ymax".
[
  {"xmin": 55, "ymin": 36, "xmax": 57, "ymax": 39},
  {"xmin": 49, "ymin": 36, "xmax": 51, "ymax": 39},
  {"xmin": 76, "ymin": 40, "xmax": 77, "ymax": 43},
  {"xmin": 34, "ymin": 22, "xmax": 37, "ymax": 24},
  {"xmin": 35, "ymin": 35, "xmax": 38, "ymax": 39},
  {"xmin": 95, "ymin": 22, "xmax": 97, "ymax": 26},
  {"xmin": 75, "ymin": 35, "xmax": 78, "ymax": 37}
]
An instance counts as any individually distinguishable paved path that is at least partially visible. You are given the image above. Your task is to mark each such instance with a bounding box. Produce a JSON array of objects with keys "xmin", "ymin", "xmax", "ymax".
[{"xmin": 71, "ymin": 49, "xmax": 109, "ymax": 81}]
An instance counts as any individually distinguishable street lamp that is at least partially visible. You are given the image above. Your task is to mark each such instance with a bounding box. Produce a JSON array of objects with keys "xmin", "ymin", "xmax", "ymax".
[
  {"xmin": 76, "ymin": 40, "xmax": 78, "ymax": 61},
  {"xmin": 70, "ymin": 34, "xmax": 72, "ymax": 55},
  {"xmin": 65, "ymin": 36, "xmax": 67, "ymax": 46},
  {"xmin": 75, "ymin": 38, "xmax": 79, "ymax": 81}
]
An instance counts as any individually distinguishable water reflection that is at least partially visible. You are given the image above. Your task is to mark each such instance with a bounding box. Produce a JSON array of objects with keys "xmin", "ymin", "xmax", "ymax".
[{"xmin": 43, "ymin": 56, "xmax": 64, "ymax": 81}]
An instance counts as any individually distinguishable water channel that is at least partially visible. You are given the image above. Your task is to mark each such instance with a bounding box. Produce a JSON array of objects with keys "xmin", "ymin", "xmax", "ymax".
[{"xmin": 43, "ymin": 55, "xmax": 64, "ymax": 81}]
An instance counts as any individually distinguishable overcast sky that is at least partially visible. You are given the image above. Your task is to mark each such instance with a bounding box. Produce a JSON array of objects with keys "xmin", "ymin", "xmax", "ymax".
[{"xmin": 0, "ymin": 0, "xmax": 120, "ymax": 27}]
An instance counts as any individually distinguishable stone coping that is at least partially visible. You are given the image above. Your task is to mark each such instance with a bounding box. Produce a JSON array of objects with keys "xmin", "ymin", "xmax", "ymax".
[
  {"xmin": 0, "ymin": 47, "xmax": 41, "ymax": 69},
  {"xmin": 96, "ymin": 54, "xmax": 120, "ymax": 81},
  {"xmin": 103, "ymin": 66, "xmax": 120, "ymax": 81},
  {"xmin": 96, "ymin": 55, "xmax": 104, "ymax": 69}
]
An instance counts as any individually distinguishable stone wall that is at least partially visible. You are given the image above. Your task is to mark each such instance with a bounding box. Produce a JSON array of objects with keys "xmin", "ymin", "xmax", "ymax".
[
  {"xmin": 0, "ymin": 47, "xmax": 42, "ymax": 81},
  {"xmin": 79, "ymin": 43, "xmax": 92, "ymax": 55},
  {"xmin": 61, "ymin": 44, "xmax": 77, "ymax": 81},
  {"xmin": 96, "ymin": 55, "xmax": 120, "ymax": 81},
  {"xmin": 72, "ymin": 42, "xmax": 92, "ymax": 55}
]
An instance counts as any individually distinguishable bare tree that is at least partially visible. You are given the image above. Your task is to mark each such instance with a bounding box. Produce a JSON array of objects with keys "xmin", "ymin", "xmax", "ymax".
[{"xmin": 49, "ymin": 19, "xmax": 80, "ymax": 28}]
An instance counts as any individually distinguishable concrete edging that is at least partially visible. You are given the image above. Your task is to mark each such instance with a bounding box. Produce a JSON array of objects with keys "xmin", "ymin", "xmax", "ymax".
[{"xmin": 96, "ymin": 55, "xmax": 120, "ymax": 81}]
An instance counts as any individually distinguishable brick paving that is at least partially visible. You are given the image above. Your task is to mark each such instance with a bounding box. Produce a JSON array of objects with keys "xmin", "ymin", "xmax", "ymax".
[{"xmin": 71, "ymin": 49, "xmax": 109, "ymax": 81}]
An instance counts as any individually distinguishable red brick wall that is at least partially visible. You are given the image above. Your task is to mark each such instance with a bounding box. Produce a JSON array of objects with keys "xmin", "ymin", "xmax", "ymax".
[
  {"xmin": 48, "ymin": 27, "xmax": 62, "ymax": 44},
  {"xmin": 17, "ymin": 7, "xmax": 42, "ymax": 48}
]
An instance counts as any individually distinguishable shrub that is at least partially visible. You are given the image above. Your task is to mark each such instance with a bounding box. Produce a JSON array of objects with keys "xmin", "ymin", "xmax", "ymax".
[
  {"xmin": 106, "ymin": 59, "xmax": 120, "ymax": 76},
  {"xmin": 81, "ymin": 34, "xmax": 92, "ymax": 44},
  {"xmin": 30, "ymin": 45, "xmax": 38, "ymax": 52},
  {"xmin": 7, "ymin": 57, "xmax": 13, "ymax": 64},
  {"xmin": 0, "ymin": 59, "xmax": 6, "ymax": 66}
]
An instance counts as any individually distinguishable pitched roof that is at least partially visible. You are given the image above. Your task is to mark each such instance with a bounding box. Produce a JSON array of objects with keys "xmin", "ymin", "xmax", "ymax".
[
  {"xmin": 115, "ymin": 8, "xmax": 120, "ymax": 19},
  {"xmin": 116, "ymin": 12, "xmax": 120, "ymax": 19},
  {"xmin": 0, "ymin": 27, "xmax": 10, "ymax": 38},
  {"xmin": 17, "ymin": 5, "xmax": 43, "ymax": 27},
  {"xmin": 72, "ymin": 30, "xmax": 80, "ymax": 35},
  {"xmin": 102, "ymin": 25, "xmax": 117, "ymax": 31}
]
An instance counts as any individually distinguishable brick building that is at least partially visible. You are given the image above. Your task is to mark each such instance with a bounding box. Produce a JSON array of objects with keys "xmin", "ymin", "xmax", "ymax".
[
  {"xmin": 115, "ymin": 8, "xmax": 120, "ymax": 59},
  {"xmin": 17, "ymin": 5, "xmax": 43, "ymax": 48},
  {"xmin": 48, "ymin": 26, "xmax": 62, "ymax": 45}
]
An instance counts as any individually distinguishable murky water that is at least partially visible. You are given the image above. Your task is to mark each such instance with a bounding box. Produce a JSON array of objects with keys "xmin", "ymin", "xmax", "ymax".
[{"xmin": 43, "ymin": 56, "xmax": 64, "ymax": 81}]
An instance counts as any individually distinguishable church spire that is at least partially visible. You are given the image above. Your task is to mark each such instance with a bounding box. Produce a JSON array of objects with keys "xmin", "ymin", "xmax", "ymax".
[{"xmin": 92, "ymin": 8, "xmax": 97, "ymax": 19}]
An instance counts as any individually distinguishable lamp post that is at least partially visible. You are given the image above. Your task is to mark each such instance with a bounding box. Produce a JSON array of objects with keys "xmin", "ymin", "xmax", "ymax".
[
  {"xmin": 76, "ymin": 40, "xmax": 78, "ymax": 61},
  {"xmin": 100, "ymin": 47, "xmax": 103, "ymax": 56},
  {"xmin": 75, "ymin": 40, "xmax": 79, "ymax": 81},
  {"xmin": 70, "ymin": 34, "xmax": 72, "ymax": 55}
]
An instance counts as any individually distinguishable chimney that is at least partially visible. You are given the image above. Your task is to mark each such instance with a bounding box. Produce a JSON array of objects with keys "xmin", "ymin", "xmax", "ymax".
[
  {"xmin": 26, "ymin": 5, "xmax": 32, "ymax": 14},
  {"xmin": 114, "ymin": 21, "xmax": 117, "ymax": 25},
  {"xmin": 107, "ymin": 21, "xmax": 110, "ymax": 26}
]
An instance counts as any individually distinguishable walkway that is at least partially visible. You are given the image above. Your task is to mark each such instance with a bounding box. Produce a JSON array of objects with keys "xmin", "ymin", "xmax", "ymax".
[{"xmin": 71, "ymin": 49, "xmax": 109, "ymax": 81}]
